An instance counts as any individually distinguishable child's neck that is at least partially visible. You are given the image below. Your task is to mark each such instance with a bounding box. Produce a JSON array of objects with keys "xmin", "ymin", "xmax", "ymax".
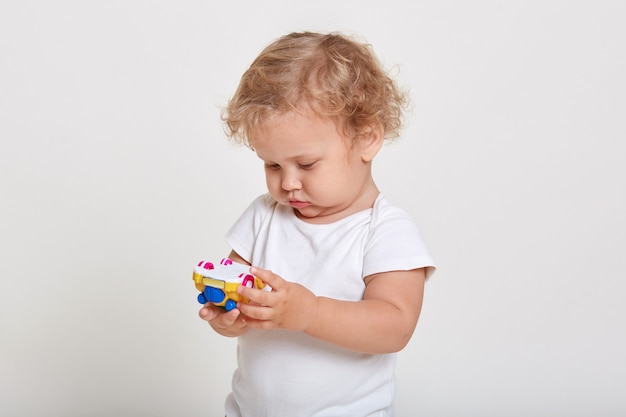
[{"xmin": 295, "ymin": 181, "xmax": 380, "ymax": 225}]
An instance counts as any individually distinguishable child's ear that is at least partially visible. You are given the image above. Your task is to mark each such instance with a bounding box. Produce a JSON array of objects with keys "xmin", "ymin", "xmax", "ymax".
[{"xmin": 359, "ymin": 123, "xmax": 384, "ymax": 162}]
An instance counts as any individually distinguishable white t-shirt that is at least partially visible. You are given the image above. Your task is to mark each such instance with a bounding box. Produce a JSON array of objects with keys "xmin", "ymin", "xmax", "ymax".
[{"xmin": 224, "ymin": 193, "xmax": 435, "ymax": 417}]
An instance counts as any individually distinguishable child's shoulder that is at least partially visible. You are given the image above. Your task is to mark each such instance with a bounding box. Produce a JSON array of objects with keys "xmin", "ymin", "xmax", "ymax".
[
  {"xmin": 250, "ymin": 193, "xmax": 276, "ymax": 207},
  {"xmin": 371, "ymin": 193, "xmax": 415, "ymax": 224},
  {"xmin": 244, "ymin": 193, "xmax": 278, "ymax": 214}
]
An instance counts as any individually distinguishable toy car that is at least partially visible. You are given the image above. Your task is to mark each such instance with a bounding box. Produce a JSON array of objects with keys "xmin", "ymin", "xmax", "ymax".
[{"xmin": 192, "ymin": 258, "xmax": 269, "ymax": 311}]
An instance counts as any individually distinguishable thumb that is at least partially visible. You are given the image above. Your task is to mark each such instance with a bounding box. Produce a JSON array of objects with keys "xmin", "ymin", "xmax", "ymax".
[{"xmin": 199, "ymin": 304, "xmax": 220, "ymax": 322}]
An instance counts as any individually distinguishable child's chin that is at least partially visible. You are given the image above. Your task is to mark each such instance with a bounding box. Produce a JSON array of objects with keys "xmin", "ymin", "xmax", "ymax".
[{"xmin": 294, "ymin": 206, "xmax": 317, "ymax": 218}]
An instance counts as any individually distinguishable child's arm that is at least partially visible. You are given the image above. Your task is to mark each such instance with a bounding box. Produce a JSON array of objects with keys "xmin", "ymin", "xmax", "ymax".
[
  {"xmin": 197, "ymin": 251, "xmax": 251, "ymax": 337},
  {"xmin": 236, "ymin": 267, "xmax": 426, "ymax": 354}
]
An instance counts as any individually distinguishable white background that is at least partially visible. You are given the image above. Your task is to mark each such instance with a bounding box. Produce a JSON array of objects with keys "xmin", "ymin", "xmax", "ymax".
[{"xmin": 1, "ymin": 1, "xmax": 625, "ymax": 416}]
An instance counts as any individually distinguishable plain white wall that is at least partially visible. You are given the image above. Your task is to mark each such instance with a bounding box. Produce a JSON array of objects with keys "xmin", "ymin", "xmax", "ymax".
[{"xmin": 1, "ymin": 1, "xmax": 624, "ymax": 416}]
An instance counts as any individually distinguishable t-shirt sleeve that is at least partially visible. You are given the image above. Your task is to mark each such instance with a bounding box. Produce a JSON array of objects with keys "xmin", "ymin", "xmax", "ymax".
[
  {"xmin": 362, "ymin": 204, "xmax": 436, "ymax": 279},
  {"xmin": 225, "ymin": 194, "xmax": 274, "ymax": 264}
]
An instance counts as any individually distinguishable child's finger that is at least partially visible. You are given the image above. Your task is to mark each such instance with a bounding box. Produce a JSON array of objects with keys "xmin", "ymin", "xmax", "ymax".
[
  {"xmin": 237, "ymin": 303, "xmax": 273, "ymax": 323},
  {"xmin": 249, "ymin": 266, "xmax": 283, "ymax": 289},
  {"xmin": 215, "ymin": 308, "xmax": 241, "ymax": 327},
  {"xmin": 198, "ymin": 305, "xmax": 220, "ymax": 321},
  {"xmin": 237, "ymin": 283, "xmax": 272, "ymax": 305},
  {"xmin": 199, "ymin": 304, "xmax": 240, "ymax": 327}
]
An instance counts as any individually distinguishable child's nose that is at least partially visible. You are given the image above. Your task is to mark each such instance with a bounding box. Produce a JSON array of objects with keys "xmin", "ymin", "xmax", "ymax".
[{"xmin": 281, "ymin": 172, "xmax": 302, "ymax": 191}]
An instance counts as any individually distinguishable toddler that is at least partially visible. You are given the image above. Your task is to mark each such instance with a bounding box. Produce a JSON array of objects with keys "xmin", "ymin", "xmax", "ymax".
[{"xmin": 199, "ymin": 31, "xmax": 435, "ymax": 417}]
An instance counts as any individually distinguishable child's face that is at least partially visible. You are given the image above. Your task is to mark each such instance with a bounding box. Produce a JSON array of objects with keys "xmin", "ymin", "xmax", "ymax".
[{"xmin": 249, "ymin": 111, "xmax": 379, "ymax": 224}]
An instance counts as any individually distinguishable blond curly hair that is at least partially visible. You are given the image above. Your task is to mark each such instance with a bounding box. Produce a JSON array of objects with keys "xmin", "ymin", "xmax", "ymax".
[{"xmin": 222, "ymin": 32, "xmax": 408, "ymax": 145}]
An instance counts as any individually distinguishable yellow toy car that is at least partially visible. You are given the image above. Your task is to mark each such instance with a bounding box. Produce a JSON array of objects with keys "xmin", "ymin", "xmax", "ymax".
[{"xmin": 193, "ymin": 258, "xmax": 268, "ymax": 311}]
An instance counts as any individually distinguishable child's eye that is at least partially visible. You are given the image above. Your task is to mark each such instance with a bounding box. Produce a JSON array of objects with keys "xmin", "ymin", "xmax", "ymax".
[
  {"xmin": 299, "ymin": 162, "xmax": 317, "ymax": 170},
  {"xmin": 265, "ymin": 163, "xmax": 280, "ymax": 170}
]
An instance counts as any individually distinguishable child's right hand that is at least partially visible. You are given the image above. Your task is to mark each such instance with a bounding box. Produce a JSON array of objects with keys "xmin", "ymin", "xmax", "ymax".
[{"xmin": 199, "ymin": 303, "xmax": 249, "ymax": 337}]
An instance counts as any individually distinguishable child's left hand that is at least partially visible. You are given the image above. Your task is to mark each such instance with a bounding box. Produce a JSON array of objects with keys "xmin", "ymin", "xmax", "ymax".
[{"xmin": 236, "ymin": 266, "xmax": 319, "ymax": 332}]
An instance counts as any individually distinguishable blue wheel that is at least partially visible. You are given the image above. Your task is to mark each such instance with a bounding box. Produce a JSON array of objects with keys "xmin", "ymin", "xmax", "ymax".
[
  {"xmin": 224, "ymin": 299, "xmax": 237, "ymax": 311},
  {"xmin": 204, "ymin": 287, "xmax": 226, "ymax": 303},
  {"xmin": 197, "ymin": 293, "xmax": 207, "ymax": 304}
]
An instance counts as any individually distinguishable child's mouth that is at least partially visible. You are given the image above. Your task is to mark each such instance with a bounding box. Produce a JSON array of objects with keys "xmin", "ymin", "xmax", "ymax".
[{"xmin": 289, "ymin": 200, "xmax": 310, "ymax": 209}]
